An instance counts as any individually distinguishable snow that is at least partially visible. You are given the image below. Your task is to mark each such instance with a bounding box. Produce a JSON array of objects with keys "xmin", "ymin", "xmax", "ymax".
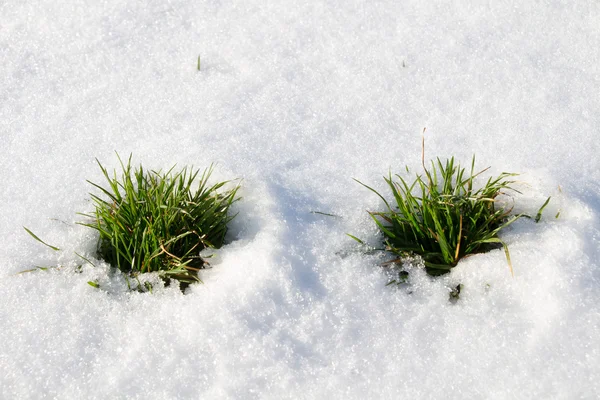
[{"xmin": 1, "ymin": 0, "xmax": 600, "ymax": 398}]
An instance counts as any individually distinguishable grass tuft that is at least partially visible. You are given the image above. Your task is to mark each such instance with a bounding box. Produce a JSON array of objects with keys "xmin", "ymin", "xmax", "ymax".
[
  {"xmin": 79, "ymin": 154, "xmax": 240, "ymax": 286},
  {"xmin": 355, "ymin": 156, "xmax": 526, "ymax": 276}
]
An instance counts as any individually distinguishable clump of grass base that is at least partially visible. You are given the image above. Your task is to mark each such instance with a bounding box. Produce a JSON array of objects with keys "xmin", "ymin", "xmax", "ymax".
[
  {"xmin": 79, "ymin": 155, "xmax": 239, "ymax": 287},
  {"xmin": 356, "ymin": 156, "xmax": 524, "ymax": 276}
]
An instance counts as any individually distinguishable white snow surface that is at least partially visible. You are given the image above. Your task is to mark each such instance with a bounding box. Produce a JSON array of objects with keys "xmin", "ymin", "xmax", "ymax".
[{"xmin": 2, "ymin": 1, "xmax": 600, "ymax": 398}]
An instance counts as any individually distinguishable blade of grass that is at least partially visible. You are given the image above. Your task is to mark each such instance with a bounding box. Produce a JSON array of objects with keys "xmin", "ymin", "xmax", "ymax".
[
  {"xmin": 23, "ymin": 227, "xmax": 60, "ymax": 251},
  {"xmin": 535, "ymin": 196, "xmax": 551, "ymax": 223}
]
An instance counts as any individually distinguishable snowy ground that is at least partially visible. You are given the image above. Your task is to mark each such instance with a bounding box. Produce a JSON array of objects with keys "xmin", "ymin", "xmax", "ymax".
[{"xmin": 2, "ymin": 1, "xmax": 600, "ymax": 398}]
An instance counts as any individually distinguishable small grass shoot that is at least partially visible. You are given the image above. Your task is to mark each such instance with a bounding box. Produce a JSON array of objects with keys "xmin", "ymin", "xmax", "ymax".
[
  {"xmin": 535, "ymin": 196, "xmax": 551, "ymax": 223},
  {"xmin": 23, "ymin": 227, "xmax": 60, "ymax": 251}
]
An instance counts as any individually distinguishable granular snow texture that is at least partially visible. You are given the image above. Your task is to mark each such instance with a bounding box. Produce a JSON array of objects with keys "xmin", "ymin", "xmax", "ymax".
[{"xmin": 1, "ymin": 1, "xmax": 599, "ymax": 398}]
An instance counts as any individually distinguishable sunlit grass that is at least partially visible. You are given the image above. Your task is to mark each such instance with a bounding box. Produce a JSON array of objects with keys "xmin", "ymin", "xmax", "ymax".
[
  {"xmin": 79, "ymin": 154, "xmax": 240, "ymax": 286},
  {"xmin": 354, "ymin": 156, "xmax": 526, "ymax": 276}
]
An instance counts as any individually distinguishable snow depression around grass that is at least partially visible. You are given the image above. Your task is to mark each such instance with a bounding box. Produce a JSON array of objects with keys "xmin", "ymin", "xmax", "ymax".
[{"xmin": 1, "ymin": 1, "xmax": 600, "ymax": 399}]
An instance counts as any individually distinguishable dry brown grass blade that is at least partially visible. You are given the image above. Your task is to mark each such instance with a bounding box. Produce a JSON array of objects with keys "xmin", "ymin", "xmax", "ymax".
[{"xmin": 454, "ymin": 214, "xmax": 463, "ymax": 262}]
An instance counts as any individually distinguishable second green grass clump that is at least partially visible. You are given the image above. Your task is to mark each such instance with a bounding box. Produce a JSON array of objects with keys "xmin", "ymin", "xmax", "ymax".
[
  {"xmin": 356, "ymin": 156, "xmax": 525, "ymax": 276},
  {"xmin": 80, "ymin": 155, "xmax": 239, "ymax": 285}
]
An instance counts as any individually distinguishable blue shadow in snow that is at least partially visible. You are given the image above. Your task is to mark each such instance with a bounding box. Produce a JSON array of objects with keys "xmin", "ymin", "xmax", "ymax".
[{"xmin": 266, "ymin": 180, "xmax": 336, "ymax": 300}]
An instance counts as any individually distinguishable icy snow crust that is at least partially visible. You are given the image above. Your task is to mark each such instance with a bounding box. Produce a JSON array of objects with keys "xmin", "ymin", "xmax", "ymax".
[{"xmin": 1, "ymin": 1, "xmax": 600, "ymax": 398}]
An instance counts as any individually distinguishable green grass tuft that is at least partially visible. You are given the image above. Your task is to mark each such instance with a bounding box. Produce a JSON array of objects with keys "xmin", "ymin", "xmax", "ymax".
[
  {"xmin": 355, "ymin": 156, "xmax": 526, "ymax": 276},
  {"xmin": 79, "ymin": 154, "xmax": 240, "ymax": 286}
]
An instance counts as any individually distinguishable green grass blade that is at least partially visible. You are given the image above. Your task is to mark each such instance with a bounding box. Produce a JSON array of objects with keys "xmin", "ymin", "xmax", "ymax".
[
  {"xmin": 535, "ymin": 196, "xmax": 551, "ymax": 223},
  {"xmin": 23, "ymin": 227, "xmax": 60, "ymax": 251},
  {"xmin": 353, "ymin": 178, "xmax": 393, "ymax": 211},
  {"xmin": 346, "ymin": 234, "xmax": 364, "ymax": 244}
]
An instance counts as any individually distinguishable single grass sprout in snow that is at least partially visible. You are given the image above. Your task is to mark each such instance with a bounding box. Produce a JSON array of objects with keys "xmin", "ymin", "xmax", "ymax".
[
  {"xmin": 354, "ymin": 156, "xmax": 526, "ymax": 276},
  {"xmin": 79, "ymin": 155, "xmax": 240, "ymax": 286}
]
